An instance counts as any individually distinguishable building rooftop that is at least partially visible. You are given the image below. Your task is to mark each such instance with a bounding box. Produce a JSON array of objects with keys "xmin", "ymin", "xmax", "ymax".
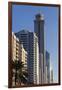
[
  {"xmin": 15, "ymin": 29, "xmax": 29, "ymax": 34},
  {"xmin": 35, "ymin": 13, "xmax": 44, "ymax": 20}
]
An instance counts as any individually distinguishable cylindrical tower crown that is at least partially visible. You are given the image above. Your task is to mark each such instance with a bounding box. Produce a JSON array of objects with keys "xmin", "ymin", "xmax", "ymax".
[{"xmin": 35, "ymin": 13, "xmax": 44, "ymax": 20}]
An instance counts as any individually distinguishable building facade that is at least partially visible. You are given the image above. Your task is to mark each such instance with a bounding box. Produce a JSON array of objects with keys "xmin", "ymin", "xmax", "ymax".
[
  {"xmin": 12, "ymin": 32, "xmax": 28, "ymax": 86},
  {"xmin": 21, "ymin": 43, "xmax": 28, "ymax": 71},
  {"xmin": 15, "ymin": 30, "xmax": 29, "ymax": 52},
  {"xmin": 12, "ymin": 32, "xmax": 20, "ymax": 61},
  {"xmin": 28, "ymin": 32, "xmax": 40, "ymax": 84},
  {"xmin": 15, "ymin": 30, "xmax": 29, "ymax": 73},
  {"xmin": 12, "ymin": 32, "xmax": 20, "ymax": 86},
  {"xmin": 34, "ymin": 14, "xmax": 46, "ymax": 84},
  {"xmin": 46, "ymin": 51, "xmax": 50, "ymax": 83},
  {"xmin": 15, "ymin": 30, "xmax": 40, "ymax": 84}
]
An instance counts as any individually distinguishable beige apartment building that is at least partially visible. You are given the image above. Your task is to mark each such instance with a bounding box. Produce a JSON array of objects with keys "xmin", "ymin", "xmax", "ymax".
[
  {"xmin": 12, "ymin": 32, "xmax": 20, "ymax": 61},
  {"xmin": 12, "ymin": 32, "xmax": 27, "ymax": 64},
  {"xmin": 12, "ymin": 32, "xmax": 28, "ymax": 86}
]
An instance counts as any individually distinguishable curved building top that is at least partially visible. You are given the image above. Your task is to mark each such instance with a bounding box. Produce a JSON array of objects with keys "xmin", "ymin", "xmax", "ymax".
[{"xmin": 35, "ymin": 13, "xmax": 44, "ymax": 20}]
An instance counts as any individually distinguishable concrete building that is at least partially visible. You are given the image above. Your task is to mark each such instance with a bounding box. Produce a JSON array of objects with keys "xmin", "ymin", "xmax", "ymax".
[
  {"xmin": 34, "ymin": 14, "xmax": 46, "ymax": 84},
  {"xmin": 12, "ymin": 32, "xmax": 28, "ymax": 86},
  {"xmin": 15, "ymin": 30, "xmax": 29, "ymax": 73},
  {"xmin": 12, "ymin": 32, "xmax": 20, "ymax": 86},
  {"xmin": 12, "ymin": 32, "xmax": 20, "ymax": 61},
  {"xmin": 15, "ymin": 30, "xmax": 40, "ymax": 84},
  {"xmin": 12, "ymin": 32, "xmax": 28, "ymax": 69},
  {"xmin": 28, "ymin": 32, "xmax": 40, "ymax": 84},
  {"xmin": 45, "ymin": 51, "xmax": 50, "ymax": 83}
]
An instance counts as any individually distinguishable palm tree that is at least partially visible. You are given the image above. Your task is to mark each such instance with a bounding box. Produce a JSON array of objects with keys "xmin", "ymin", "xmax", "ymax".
[
  {"xmin": 12, "ymin": 60, "xmax": 24, "ymax": 86},
  {"xmin": 19, "ymin": 69, "xmax": 28, "ymax": 85},
  {"xmin": 12, "ymin": 60, "xmax": 28, "ymax": 86}
]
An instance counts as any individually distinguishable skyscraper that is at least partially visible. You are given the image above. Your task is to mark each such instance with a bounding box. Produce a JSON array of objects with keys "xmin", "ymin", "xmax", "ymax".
[
  {"xmin": 15, "ymin": 30, "xmax": 29, "ymax": 52},
  {"xmin": 34, "ymin": 14, "xmax": 46, "ymax": 84},
  {"xmin": 46, "ymin": 51, "xmax": 50, "ymax": 83},
  {"xmin": 15, "ymin": 30, "xmax": 40, "ymax": 84},
  {"xmin": 28, "ymin": 32, "xmax": 40, "ymax": 84}
]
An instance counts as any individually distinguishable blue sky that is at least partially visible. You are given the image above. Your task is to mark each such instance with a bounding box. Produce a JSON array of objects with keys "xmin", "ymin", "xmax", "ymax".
[{"xmin": 12, "ymin": 4, "xmax": 59, "ymax": 83}]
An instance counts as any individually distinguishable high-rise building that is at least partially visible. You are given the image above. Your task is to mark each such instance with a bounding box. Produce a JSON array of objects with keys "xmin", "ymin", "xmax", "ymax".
[
  {"xmin": 50, "ymin": 66, "xmax": 53, "ymax": 83},
  {"xmin": 15, "ymin": 30, "xmax": 29, "ymax": 74},
  {"xmin": 15, "ymin": 30, "xmax": 29, "ymax": 52},
  {"xmin": 28, "ymin": 32, "xmax": 40, "ymax": 84},
  {"xmin": 15, "ymin": 30, "xmax": 40, "ymax": 84},
  {"xmin": 34, "ymin": 14, "xmax": 46, "ymax": 84},
  {"xmin": 46, "ymin": 51, "xmax": 50, "ymax": 83}
]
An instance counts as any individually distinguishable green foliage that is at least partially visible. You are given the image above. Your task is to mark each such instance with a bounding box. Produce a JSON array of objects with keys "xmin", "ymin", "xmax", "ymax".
[
  {"xmin": 12, "ymin": 60, "xmax": 28, "ymax": 86},
  {"xmin": 12, "ymin": 60, "xmax": 24, "ymax": 70}
]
